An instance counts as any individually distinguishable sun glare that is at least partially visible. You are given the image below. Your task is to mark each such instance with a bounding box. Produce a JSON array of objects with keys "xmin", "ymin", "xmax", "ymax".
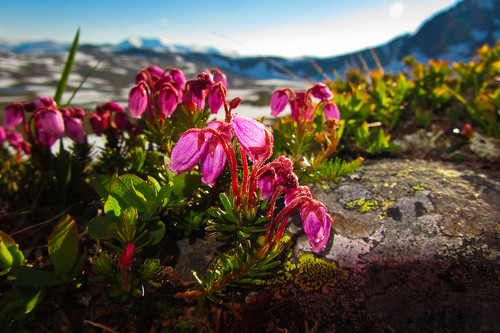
[{"xmin": 389, "ymin": 2, "xmax": 405, "ymax": 18}]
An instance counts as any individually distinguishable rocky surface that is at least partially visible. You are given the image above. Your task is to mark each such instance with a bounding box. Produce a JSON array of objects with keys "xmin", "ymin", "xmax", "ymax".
[{"xmin": 283, "ymin": 159, "xmax": 500, "ymax": 332}]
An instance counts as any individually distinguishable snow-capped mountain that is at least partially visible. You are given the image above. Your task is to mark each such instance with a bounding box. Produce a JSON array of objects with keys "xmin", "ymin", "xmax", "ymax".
[{"xmin": 0, "ymin": 0, "xmax": 498, "ymax": 81}]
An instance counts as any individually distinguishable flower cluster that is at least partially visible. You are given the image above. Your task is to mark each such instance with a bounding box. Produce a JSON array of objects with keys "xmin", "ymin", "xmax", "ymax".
[
  {"xmin": 271, "ymin": 82, "xmax": 340, "ymax": 124},
  {"xmin": 168, "ymin": 112, "xmax": 333, "ymax": 252},
  {"xmin": 128, "ymin": 66, "xmax": 229, "ymax": 120},
  {"xmin": 1, "ymin": 96, "xmax": 87, "ymax": 154},
  {"xmin": 89, "ymin": 102, "xmax": 131, "ymax": 136}
]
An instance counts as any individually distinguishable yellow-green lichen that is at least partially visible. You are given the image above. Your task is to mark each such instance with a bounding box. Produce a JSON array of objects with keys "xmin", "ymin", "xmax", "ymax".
[
  {"xmin": 266, "ymin": 253, "xmax": 348, "ymax": 299},
  {"xmin": 345, "ymin": 197, "xmax": 379, "ymax": 212},
  {"xmin": 412, "ymin": 185, "xmax": 426, "ymax": 190}
]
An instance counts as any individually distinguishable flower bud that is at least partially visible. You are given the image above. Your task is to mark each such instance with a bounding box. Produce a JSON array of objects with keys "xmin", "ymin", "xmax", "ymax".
[
  {"xmin": 34, "ymin": 96, "xmax": 57, "ymax": 109},
  {"xmin": 270, "ymin": 89, "xmax": 288, "ymax": 116},
  {"xmin": 212, "ymin": 69, "xmax": 227, "ymax": 88},
  {"xmin": 301, "ymin": 204, "xmax": 332, "ymax": 253},
  {"xmin": 229, "ymin": 97, "xmax": 242, "ymax": 110},
  {"xmin": 0, "ymin": 126, "xmax": 6, "ymax": 144},
  {"xmin": 310, "ymin": 83, "xmax": 333, "ymax": 101},
  {"xmin": 4, "ymin": 103, "xmax": 24, "ymax": 130},
  {"xmin": 64, "ymin": 117, "xmax": 85, "ymax": 143},
  {"xmin": 158, "ymin": 85, "xmax": 178, "ymax": 118},
  {"xmin": 89, "ymin": 114, "xmax": 105, "ymax": 136},
  {"xmin": 170, "ymin": 68, "xmax": 186, "ymax": 91},
  {"xmin": 118, "ymin": 243, "xmax": 135, "ymax": 270},
  {"xmin": 128, "ymin": 82, "xmax": 148, "ymax": 118},
  {"xmin": 114, "ymin": 112, "xmax": 129, "ymax": 132},
  {"xmin": 324, "ymin": 102, "xmax": 340, "ymax": 121},
  {"xmin": 38, "ymin": 108, "xmax": 65, "ymax": 138},
  {"xmin": 208, "ymin": 84, "xmax": 225, "ymax": 115}
]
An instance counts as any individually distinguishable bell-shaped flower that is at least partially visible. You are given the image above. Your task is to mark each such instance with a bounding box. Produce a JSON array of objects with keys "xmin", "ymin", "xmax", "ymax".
[
  {"xmin": 291, "ymin": 91, "xmax": 314, "ymax": 122},
  {"xmin": 301, "ymin": 204, "xmax": 332, "ymax": 253},
  {"xmin": 0, "ymin": 126, "xmax": 6, "ymax": 144},
  {"xmin": 170, "ymin": 68, "xmax": 186, "ymax": 91},
  {"xmin": 212, "ymin": 69, "xmax": 227, "ymax": 88},
  {"xmin": 230, "ymin": 114, "xmax": 273, "ymax": 159},
  {"xmin": 270, "ymin": 89, "xmax": 289, "ymax": 116},
  {"xmin": 64, "ymin": 117, "xmax": 85, "ymax": 143},
  {"xmin": 4, "ymin": 103, "xmax": 24, "ymax": 130},
  {"xmin": 200, "ymin": 139, "xmax": 227, "ymax": 185},
  {"xmin": 167, "ymin": 130, "xmax": 207, "ymax": 175},
  {"xmin": 38, "ymin": 108, "xmax": 65, "ymax": 138},
  {"xmin": 34, "ymin": 96, "xmax": 57, "ymax": 109},
  {"xmin": 114, "ymin": 112, "xmax": 129, "ymax": 132},
  {"xmin": 229, "ymin": 97, "xmax": 242, "ymax": 110},
  {"xmin": 89, "ymin": 114, "xmax": 105, "ymax": 136},
  {"xmin": 38, "ymin": 129, "xmax": 58, "ymax": 146},
  {"xmin": 258, "ymin": 173, "xmax": 274, "ymax": 200},
  {"xmin": 310, "ymin": 83, "xmax": 333, "ymax": 101},
  {"xmin": 128, "ymin": 82, "xmax": 149, "ymax": 118},
  {"xmin": 324, "ymin": 102, "xmax": 340, "ymax": 121},
  {"xmin": 158, "ymin": 85, "xmax": 178, "ymax": 118},
  {"xmin": 208, "ymin": 84, "xmax": 225, "ymax": 115}
]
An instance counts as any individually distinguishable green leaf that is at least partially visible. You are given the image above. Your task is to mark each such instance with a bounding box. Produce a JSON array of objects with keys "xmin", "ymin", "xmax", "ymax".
[
  {"xmin": 53, "ymin": 28, "xmax": 79, "ymax": 106},
  {"xmin": 47, "ymin": 215, "xmax": 79, "ymax": 275},
  {"xmin": 0, "ymin": 231, "xmax": 25, "ymax": 271},
  {"xmin": 92, "ymin": 174, "xmax": 112, "ymax": 199},
  {"xmin": 88, "ymin": 215, "xmax": 119, "ymax": 239},
  {"xmin": 9, "ymin": 266, "xmax": 66, "ymax": 286},
  {"xmin": 170, "ymin": 173, "xmax": 202, "ymax": 202},
  {"xmin": 65, "ymin": 58, "xmax": 101, "ymax": 107},
  {"xmin": 0, "ymin": 286, "xmax": 45, "ymax": 321},
  {"xmin": 104, "ymin": 193, "xmax": 122, "ymax": 217},
  {"xmin": 143, "ymin": 220, "xmax": 165, "ymax": 245}
]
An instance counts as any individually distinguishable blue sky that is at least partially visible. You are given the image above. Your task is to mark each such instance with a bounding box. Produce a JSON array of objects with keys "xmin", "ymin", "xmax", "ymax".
[{"xmin": 1, "ymin": 0, "xmax": 459, "ymax": 57}]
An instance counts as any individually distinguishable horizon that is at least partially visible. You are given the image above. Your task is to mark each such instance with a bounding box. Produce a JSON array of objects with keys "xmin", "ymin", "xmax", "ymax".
[{"xmin": 1, "ymin": 0, "xmax": 460, "ymax": 58}]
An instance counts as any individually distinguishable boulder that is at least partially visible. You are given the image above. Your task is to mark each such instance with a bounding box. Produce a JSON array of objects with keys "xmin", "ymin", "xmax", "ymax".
[{"xmin": 280, "ymin": 159, "xmax": 500, "ymax": 332}]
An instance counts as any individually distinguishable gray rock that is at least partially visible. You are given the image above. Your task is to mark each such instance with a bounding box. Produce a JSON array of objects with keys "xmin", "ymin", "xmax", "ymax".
[{"xmin": 283, "ymin": 159, "xmax": 500, "ymax": 332}]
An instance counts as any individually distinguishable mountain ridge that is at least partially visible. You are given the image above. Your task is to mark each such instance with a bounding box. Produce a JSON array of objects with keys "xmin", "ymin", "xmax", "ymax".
[{"xmin": 1, "ymin": 0, "xmax": 498, "ymax": 81}]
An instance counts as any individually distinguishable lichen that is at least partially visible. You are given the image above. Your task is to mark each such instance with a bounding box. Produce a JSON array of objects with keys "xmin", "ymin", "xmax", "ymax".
[
  {"xmin": 266, "ymin": 253, "xmax": 348, "ymax": 299},
  {"xmin": 345, "ymin": 197, "xmax": 379, "ymax": 212}
]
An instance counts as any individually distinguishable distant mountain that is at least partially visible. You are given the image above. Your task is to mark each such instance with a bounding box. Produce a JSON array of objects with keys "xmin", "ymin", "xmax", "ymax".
[{"xmin": 0, "ymin": 0, "xmax": 498, "ymax": 81}]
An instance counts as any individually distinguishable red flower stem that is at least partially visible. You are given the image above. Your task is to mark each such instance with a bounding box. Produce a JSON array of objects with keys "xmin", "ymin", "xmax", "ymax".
[
  {"xmin": 221, "ymin": 139, "xmax": 240, "ymax": 204},
  {"xmin": 240, "ymin": 147, "xmax": 249, "ymax": 196}
]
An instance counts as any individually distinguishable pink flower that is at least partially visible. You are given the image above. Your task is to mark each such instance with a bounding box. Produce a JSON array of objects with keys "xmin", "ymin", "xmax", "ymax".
[
  {"xmin": 324, "ymin": 102, "xmax": 340, "ymax": 121},
  {"xmin": 301, "ymin": 204, "xmax": 332, "ymax": 253},
  {"xmin": 167, "ymin": 129, "xmax": 207, "ymax": 175},
  {"xmin": 310, "ymin": 83, "xmax": 333, "ymax": 101},
  {"xmin": 4, "ymin": 103, "xmax": 24, "ymax": 130},
  {"xmin": 114, "ymin": 112, "xmax": 129, "ymax": 132},
  {"xmin": 0, "ymin": 126, "xmax": 6, "ymax": 144},
  {"xmin": 128, "ymin": 82, "xmax": 148, "ymax": 118},
  {"xmin": 64, "ymin": 117, "xmax": 85, "ymax": 143},
  {"xmin": 158, "ymin": 85, "xmax": 178, "ymax": 118},
  {"xmin": 34, "ymin": 96, "xmax": 57, "ymax": 109},
  {"xmin": 89, "ymin": 114, "xmax": 105, "ymax": 136},
  {"xmin": 258, "ymin": 173, "xmax": 274, "ymax": 200},
  {"xmin": 170, "ymin": 68, "xmax": 186, "ymax": 91},
  {"xmin": 200, "ymin": 140, "xmax": 227, "ymax": 185},
  {"xmin": 230, "ymin": 114, "xmax": 273, "ymax": 159},
  {"xmin": 208, "ymin": 84, "xmax": 225, "ymax": 115},
  {"xmin": 290, "ymin": 92, "xmax": 312, "ymax": 122},
  {"xmin": 212, "ymin": 69, "xmax": 227, "ymax": 88},
  {"xmin": 38, "ymin": 129, "xmax": 58, "ymax": 146},
  {"xmin": 270, "ymin": 89, "xmax": 289, "ymax": 116},
  {"xmin": 38, "ymin": 108, "xmax": 65, "ymax": 138}
]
